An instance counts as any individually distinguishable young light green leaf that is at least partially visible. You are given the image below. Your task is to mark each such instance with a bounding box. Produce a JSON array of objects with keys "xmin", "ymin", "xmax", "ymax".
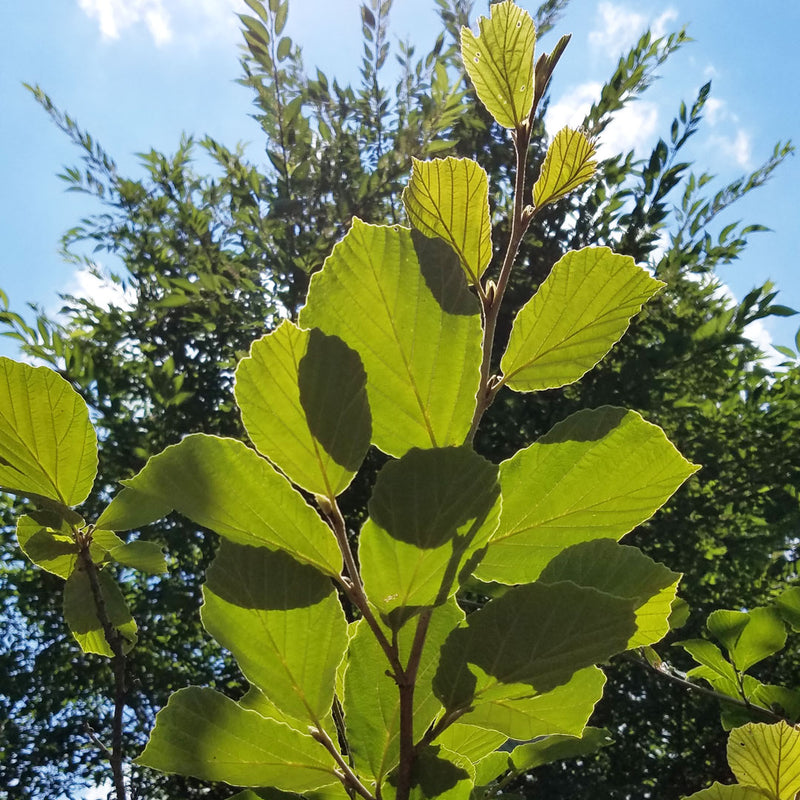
[
  {"xmin": 136, "ymin": 687, "xmax": 339, "ymax": 791},
  {"xmin": 95, "ymin": 486, "xmax": 172, "ymax": 532},
  {"xmin": 201, "ymin": 541, "xmax": 347, "ymax": 727},
  {"xmin": 235, "ymin": 322, "xmax": 370, "ymax": 499},
  {"xmin": 299, "ymin": 220, "xmax": 482, "ymax": 456},
  {"xmin": 433, "ymin": 724, "xmax": 506, "ymax": 763},
  {"xmin": 533, "ymin": 127, "xmax": 597, "ymax": 208},
  {"xmin": 508, "ymin": 727, "xmax": 612, "ymax": 771},
  {"xmin": 500, "ymin": 247, "xmax": 665, "ymax": 392},
  {"xmin": 475, "ymin": 407, "xmax": 698, "ymax": 584},
  {"xmin": 402, "ymin": 157, "xmax": 492, "ymax": 285},
  {"xmin": 118, "ymin": 434, "xmax": 342, "ymax": 576},
  {"xmin": 775, "ymin": 586, "xmax": 800, "ymax": 631},
  {"xmin": 708, "ymin": 608, "xmax": 787, "ymax": 672},
  {"xmin": 460, "ymin": 1, "xmax": 536, "ymax": 129},
  {"xmin": 0, "ymin": 357, "xmax": 97, "ymax": 506},
  {"xmin": 457, "ymin": 666, "xmax": 605, "ymax": 741},
  {"xmin": 16, "ymin": 513, "xmax": 78, "ymax": 578},
  {"xmin": 433, "ymin": 581, "xmax": 634, "ymax": 714},
  {"xmin": 682, "ymin": 784, "xmax": 770, "ymax": 800},
  {"xmin": 727, "ymin": 722, "xmax": 800, "ymax": 800},
  {"xmin": 539, "ymin": 540, "xmax": 681, "ymax": 648},
  {"xmin": 109, "ymin": 541, "xmax": 167, "ymax": 574},
  {"xmin": 344, "ymin": 601, "xmax": 463, "ymax": 786},
  {"xmin": 63, "ymin": 568, "xmax": 137, "ymax": 656},
  {"xmin": 360, "ymin": 447, "xmax": 500, "ymax": 626}
]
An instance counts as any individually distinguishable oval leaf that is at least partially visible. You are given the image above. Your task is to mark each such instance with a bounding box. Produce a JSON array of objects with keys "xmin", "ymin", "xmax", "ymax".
[
  {"xmin": 0, "ymin": 357, "xmax": 97, "ymax": 506},
  {"xmin": 460, "ymin": 1, "xmax": 536, "ymax": 129},
  {"xmin": 727, "ymin": 722, "xmax": 800, "ymax": 800},
  {"xmin": 402, "ymin": 157, "xmax": 492, "ymax": 285},
  {"xmin": 299, "ymin": 220, "xmax": 482, "ymax": 456},
  {"xmin": 475, "ymin": 407, "xmax": 698, "ymax": 584},
  {"xmin": 501, "ymin": 247, "xmax": 665, "ymax": 392},
  {"xmin": 136, "ymin": 687, "xmax": 338, "ymax": 791},
  {"xmin": 119, "ymin": 434, "xmax": 342, "ymax": 577},
  {"xmin": 201, "ymin": 540, "xmax": 348, "ymax": 726},
  {"xmin": 109, "ymin": 540, "xmax": 167, "ymax": 574},
  {"xmin": 235, "ymin": 321, "xmax": 371, "ymax": 499},
  {"xmin": 16, "ymin": 513, "xmax": 78, "ymax": 578},
  {"xmin": 533, "ymin": 127, "xmax": 597, "ymax": 208}
]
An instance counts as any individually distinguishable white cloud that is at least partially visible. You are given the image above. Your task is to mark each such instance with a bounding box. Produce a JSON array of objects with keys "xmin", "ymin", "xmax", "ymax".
[
  {"xmin": 589, "ymin": 2, "xmax": 678, "ymax": 59},
  {"xmin": 77, "ymin": 0, "xmax": 245, "ymax": 46},
  {"xmin": 62, "ymin": 267, "xmax": 135, "ymax": 312},
  {"xmin": 546, "ymin": 81, "xmax": 659, "ymax": 158},
  {"xmin": 709, "ymin": 129, "xmax": 753, "ymax": 169}
]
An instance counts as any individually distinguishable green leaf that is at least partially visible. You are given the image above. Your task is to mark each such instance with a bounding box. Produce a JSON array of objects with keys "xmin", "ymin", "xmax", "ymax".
[
  {"xmin": 299, "ymin": 220, "xmax": 482, "ymax": 456},
  {"xmin": 402, "ymin": 157, "xmax": 492, "ymax": 285},
  {"xmin": 387, "ymin": 745, "xmax": 474, "ymax": 800},
  {"xmin": 679, "ymin": 639, "xmax": 738, "ymax": 689},
  {"xmin": 0, "ymin": 357, "xmax": 97, "ymax": 506},
  {"xmin": 727, "ymin": 722, "xmax": 800, "ymax": 800},
  {"xmin": 460, "ymin": 1, "xmax": 536, "ymax": 129},
  {"xmin": 118, "ymin": 434, "xmax": 342, "ymax": 576},
  {"xmin": 475, "ymin": 407, "xmax": 698, "ymax": 583},
  {"xmin": 682, "ymin": 784, "xmax": 771, "ymax": 800},
  {"xmin": 501, "ymin": 247, "xmax": 665, "ymax": 392},
  {"xmin": 774, "ymin": 587, "xmax": 800, "ymax": 632},
  {"xmin": 533, "ymin": 127, "xmax": 597, "ymax": 208},
  {"xmin": 136, "ymin": 687, "xmax": 338, "ymax": 791},
  {"xmin": 360, "ymin": 447, "xmax": 500, "ymax": 626},
  {"xmin": 63, "ymin": 568, "xmax": 137, "ymax": 656},
  {"xmin": 509, "ymin": 726, "xmax": 612, "ymax": 771},
  {"xmin": 433, "ymin": 581, "xmax": 634, "ymax": 713},
  {"xmin": 539, "ymin": 540, "xmax": 681, "ymax": 648},
  {"xmin": 109, "ymin": 541, "xmax": 167, "ymax": 574},
  {"xmin": 433, "ymin": 724, "xmax": 506, "ymax": 762},
  {"xmin": 344, "ymin": 601, "xmax": 462, "ymax": 785},
  {"xmin": 201, "ymin": 541, "xmax": 347, "ymax": 726},
  {"xmin": 751, "ymin": 685, "xmax": 800, "ymax": 723},
  {"xmin": 235, "ymin": 321, "xmax": 371, "ymax": 499},
  {"xmin": 457, "ymin": 666, "xmax": 605, "ymax": 741},
  {"xmin": 277, "ymin": 36, "xmax": 291, "ymax": 60},
  {"xmin": 96, "ymin": 486, "xmax": 172, "ymax": 532},
  {"xmin": 708, "ymin": 607, "xmax": 787, "ymax": 671},
  {"xmin": 16, "ymin": 513, "xmax": 78, "ymax": 578}
]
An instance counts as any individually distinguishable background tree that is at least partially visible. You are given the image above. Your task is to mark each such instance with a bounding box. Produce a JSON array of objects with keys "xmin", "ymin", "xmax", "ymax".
[{"xmin": 0, "ymin": 0, "xmax": 797, "ymax": 798}]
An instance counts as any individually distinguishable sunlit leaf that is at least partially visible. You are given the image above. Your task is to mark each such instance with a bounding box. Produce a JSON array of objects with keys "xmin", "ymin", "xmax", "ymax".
[
  {"xmin": 402, "ymin": 157, "xmax": 492, "ymax": 284},
  {"xmin": 727, "ymin": 722, "xmax": 800, "ymax": 800},
  {"xmin": 109, "ymin": 540, "xmax": 167, "ymax": 574},
  {"xmin": 0, "ymin": 357, "xmax": 97, "ymax": 506},
  {"xmin": 460, "ymin": 1, "xmax": 536, "ymax": 128},
  {"xmin": 509, "ymin": 727, "xmax": 612, "ymax": 771},
  {"xmin": 708, "ymin": 607, "xmax": 787, "ymax": 672},
  {"xmin": 682, "ymin": 783, "xmax": 770, "ymax": 800},
  {"xmin": 475, "ymin": 407, "xmax": 698, "ymax": 583},
  {"xmin": 300, "ymin": 220, "xmax": 482, "ymax": 456},
  {"xmin": 201, "ymin": 541, "xmax": 347, "ymax": 726},
  {"xmin": 136, "ymin": 687, "xmax": 338, "ymax": 791},
  {"xmin": 95, "ymin": 485, "xmax": 173, "ymax": 532},
  {"xmin": 433, "ymin": 724, "xmax": 506, "ymax": 763},
  {"xmin": 360, "ymin": 447, "xmax": 500, "ymax": 626},
  {"xmin": 118, "ymin": 434, "xmax": 341, "ymax": 576},
  {"xmin": 235, "ymin": 322, "xmax": 371, "ymax": 499},
  {"xmin": 63, "ymin": 568, "xmax": 137, "ymax": 656},
  {"xmin": 16, "ymin": 513, "xmax": 78, "ymax": 578},
  {"xmin": 386, "ymin": 745, "xmax": 474, "ymax": 800},
  {"xmin": 533, "ymin": 127, "xmax": 597, "ymax": 207},
  {"xmin": 775, "ymin": 586, "xmax": 800, "ymax": 632},
  {"xmin": 501, "ymin": 247, "xmax": 665, "ymax": 392},
  {"xmin": 539, "ymin": 540, "xmax": 681, "ymax": 647}
]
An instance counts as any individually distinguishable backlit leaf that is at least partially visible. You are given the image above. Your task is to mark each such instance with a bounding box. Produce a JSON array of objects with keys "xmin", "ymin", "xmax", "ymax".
[
  {"xmin": 509, "ymin": 727, "xmax": 612, "ymax": 771},
  {"xmin": 682, "ymin": 784, "xmax": 770, "ymax": 800},
  {"xmin": 201, "ymin": 541, "xmax": 347, "ymax": 726},
  {"xmin": 708, "ymin": 607, "xmax": 787, "ymax": 672},
  {"xmin": 461, "ymin": 1, "xmax": 536, "ymax": 128},
  {"xmin": 16, "ymin": 513, "xmax": 78, "ymax": 578},
  {"xmin": 475, "ymin": 407, "xmax": 698, "ymax": 583},
  {"xmin": 299, "ymin": 220, "xmax": 482, "ymax": 456},
  {"xmin": 388, "ymin": 745, "xmax": 474, "ymax": 800},
  {"xmin": 95, "ymin": 486, "xmax": 174, "ymax": 532},
  {"xmin": 501, "ymin": 247, "xmax": 665, "ymax": 392},
  {"xmin": 539, "ymin": 540, "xmax": 681, "ymax": 648},
  {"xmin": 727, "ymin": 722, "xmax": 800, "ymax": 800},
  {"xmin": 433, "ymin": 724, "xmax": 506, "ymax": 762},
  {"xmin": 0, "ymin": 357, "xmax": 97, "ymax": 506},
  {"xmin": 360, "ymin": 447, "xmax": 499, "ymax": 626},
  {"xmin": 402, "ymin": 157, "xmax": 492, "ymax": 285},
  {"xmin": 118, "ymin": 434, "xmax": 341, "ymax": 576},
  {"xmin": 63, "ymin": 568, "xmax": 137, "ymax": 656},
  {"xmin": 533, "ymin": 127, "xmax": 597, "ymax": 207},
  {"xmin": 109, "ymin": 541, "xmax": 167, "ymax": 574},
  {"xmin": 775, "ymin": 586, "xmax": 800, "ymax": 631},
  {"xmin": 235, "ymin": 321, "xmax": 371, "ymax": 499},
  {"xmin": 137, "ymin": 687, "xmax": 338, "ymax": 791}
]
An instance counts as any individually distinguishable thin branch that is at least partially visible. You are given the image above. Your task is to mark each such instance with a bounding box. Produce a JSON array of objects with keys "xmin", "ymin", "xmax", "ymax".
[
  {"xmin": 311, "ymin": 726, "xmax": 377, "ymax": 800},
  {"xmin": 75, "ymin": 528, "xmax": 128, "ymax": 800}
]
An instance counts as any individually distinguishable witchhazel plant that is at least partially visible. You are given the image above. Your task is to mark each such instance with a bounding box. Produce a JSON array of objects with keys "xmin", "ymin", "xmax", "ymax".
[{"xmin": 1, "ymin": 3, "xmax": 796, "ymax": 800}]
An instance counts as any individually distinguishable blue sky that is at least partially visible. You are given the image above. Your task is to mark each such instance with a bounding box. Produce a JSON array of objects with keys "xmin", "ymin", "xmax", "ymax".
[{"xmin": 1, "ymin": 0, "xmax": 798, "ymax": 362}]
